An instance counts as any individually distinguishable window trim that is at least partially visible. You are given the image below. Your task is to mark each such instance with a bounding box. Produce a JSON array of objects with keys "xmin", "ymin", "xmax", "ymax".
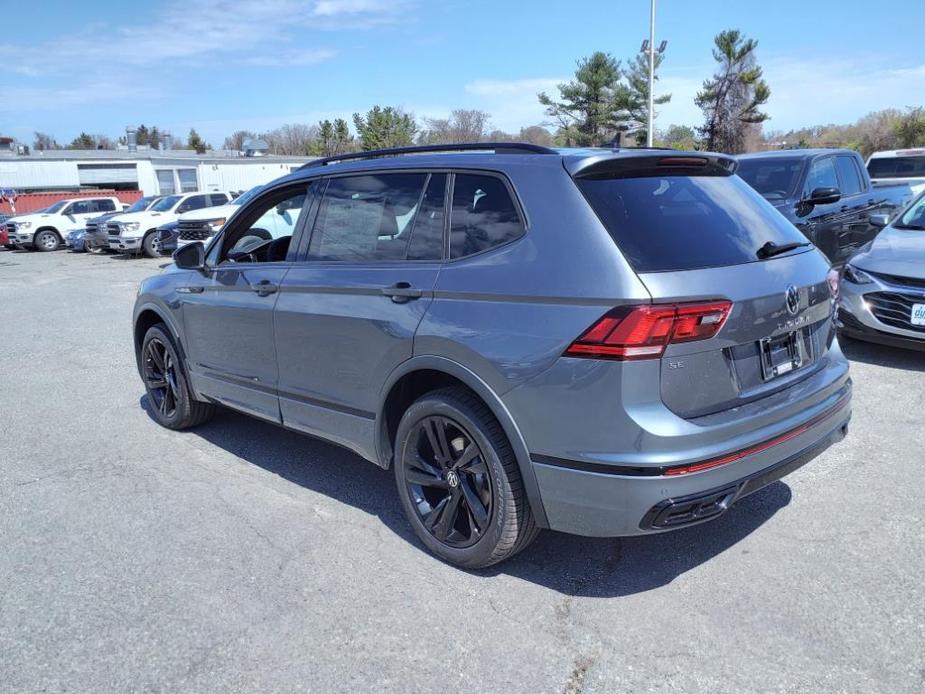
[
  {"xmin": 804, "ymin": 155, "xmax": 839, "ymax": 198},
  {"xmin": 293, "ymin": 167, "xmax": 527, "ymax": 267}
]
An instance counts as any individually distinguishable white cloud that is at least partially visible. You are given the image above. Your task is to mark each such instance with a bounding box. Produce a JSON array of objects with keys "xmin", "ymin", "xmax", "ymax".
[
  {"xmin": 463, "ymin": 78, "xmax": 565, "ymax": 132},
  {"xmin": 244, "ymin": 48, "xmax": 338, "ymax": 67},
  {"xmin": 0, "ymin": 0, "xmax": 406, "ymax": 77}
]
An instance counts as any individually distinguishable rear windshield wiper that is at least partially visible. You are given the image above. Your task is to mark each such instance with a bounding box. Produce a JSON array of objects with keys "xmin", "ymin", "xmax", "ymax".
[{"xmin": 756, "ymin": 240, "xmax": 811, "ymax": 260}]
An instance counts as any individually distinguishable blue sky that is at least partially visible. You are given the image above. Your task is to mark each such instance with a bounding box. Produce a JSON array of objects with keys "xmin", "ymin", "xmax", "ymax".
[{"xmin": 2, "ymin": 0, "xmax": 924, "ymax": 146}]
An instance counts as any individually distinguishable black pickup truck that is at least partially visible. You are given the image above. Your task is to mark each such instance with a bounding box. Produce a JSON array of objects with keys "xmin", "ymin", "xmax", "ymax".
[{"xmin": 736, "ymin": 149, "xmax": 913, "ymax": 265}]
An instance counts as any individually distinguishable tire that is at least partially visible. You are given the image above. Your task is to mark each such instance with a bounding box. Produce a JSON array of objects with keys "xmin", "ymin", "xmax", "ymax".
[
  {"xmin": 394, "ymin": 386, "xmax": 538, "ymax": 568},
  {"xmin": 141, "ymin": 230, "xmax": 158, "ymax": 258},
  {"xmin": 141, "ymin": 324, "xmax": 215, "ymax": 430},
  {"xmin": 33, "ymin": 229, "xmax": 60, "ymax": 252},
  {"xmin": 87, "ymin": 242, "xmax": 107, "ymax": 255}
]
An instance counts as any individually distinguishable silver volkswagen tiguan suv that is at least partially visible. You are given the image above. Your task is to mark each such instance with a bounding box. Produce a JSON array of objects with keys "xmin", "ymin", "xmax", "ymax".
[{"xmin": 133, "ymin": 143, "xmax": 852, "ymax": 568}]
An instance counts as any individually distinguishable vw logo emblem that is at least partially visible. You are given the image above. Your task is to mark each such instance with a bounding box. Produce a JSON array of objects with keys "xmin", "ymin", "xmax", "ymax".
[
  {"xmin": 445, "ymin": 470, "xmax": 460, "ymax": 488},
  {"xmin": 785, "ymin": 285, "xmax": 800, "ymax": 315}
]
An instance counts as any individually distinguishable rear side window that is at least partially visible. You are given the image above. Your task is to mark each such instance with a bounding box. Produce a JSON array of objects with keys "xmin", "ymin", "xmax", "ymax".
[
  {"xmin": 577, "ymin": 174, "xmax": 808, "ymax": 273},
  {"xmin": 209, "ymin": 193, "xmax": 229, "ymax": 206},
  {"xmin": 867, "ymin": 156, "xmax": 925, "ymax": 178},
  {"xmin": 95, "ymin": 199, "xmax": 117, "ymax": 212},
  {"xmin": 407, "ymin": 174, "xmax": 446, "ymax": 261},
  {"xmin": 308, "ymin": 173, "xmax": 429, "ymax": 262},
  {"xmin": 835, "ymin": 156, "xmax": 863, "ymax": 195},
  {"xmin": 450, "ymin": 174, "xmax": 523, "ymax": 259}
]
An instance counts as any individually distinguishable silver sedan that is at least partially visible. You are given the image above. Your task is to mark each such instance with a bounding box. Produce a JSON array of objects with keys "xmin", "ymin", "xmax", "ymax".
[{"xmin": 836, "ymin": 191, "xmax": 925, "ymax": 351}]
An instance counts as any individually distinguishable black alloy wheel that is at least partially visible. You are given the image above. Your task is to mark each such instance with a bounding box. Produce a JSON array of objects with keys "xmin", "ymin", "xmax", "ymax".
[
  {"xmin": 394, "ymin": 386, "xmax": 538, "ymax": 568},
  {"xmin": 403, "ymin": 415, "xmax": 493, "ymax": 548},
  {"xmin": 143, "ymin": 337, "xmax": 180, "ymax": 419}
]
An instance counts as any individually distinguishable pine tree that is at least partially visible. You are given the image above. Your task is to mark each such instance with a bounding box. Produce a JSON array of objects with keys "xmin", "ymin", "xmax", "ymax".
[
  {"xmin": 538, "ymin": 52, "xmax": 629, "ymax": 146},
  {"xmin": 695, "ymin": 29, "xmax": 770, "ymax": 153},
  {"xmin": 352, "ymin": 106, "xmax": 416, "ymax": 150}
]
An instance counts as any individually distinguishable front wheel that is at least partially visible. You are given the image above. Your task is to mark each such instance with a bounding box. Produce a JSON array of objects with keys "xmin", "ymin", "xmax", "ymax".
[
  {"xmin": 141, "ymin": 230, "xmax": 159, "ymax": 258},
  {"xmin": 394, "ymin": 387, "xmax": 538, "ymax": 568},
  {"xmin": 141, "ymin": 324, "xmax": 215, "ymax": 430},
  {"xmin": 33, "ymin": 230, "xmax": 60, "ymax": 252}
]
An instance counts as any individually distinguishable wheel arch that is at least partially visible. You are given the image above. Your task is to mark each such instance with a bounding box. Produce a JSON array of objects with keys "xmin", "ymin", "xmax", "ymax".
[
  {"xmin": 133, "ymin": 301, "xmax": 188, "ymax": 374},
  {"xmin": 377, "ymin": 355, "xmax": 549, "ymax": 528}
]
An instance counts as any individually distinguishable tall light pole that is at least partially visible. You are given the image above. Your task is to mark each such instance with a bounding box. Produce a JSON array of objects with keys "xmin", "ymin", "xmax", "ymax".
[{"xmin": 641, "ymin": 0, "xmax": 667, "ymax": 147}]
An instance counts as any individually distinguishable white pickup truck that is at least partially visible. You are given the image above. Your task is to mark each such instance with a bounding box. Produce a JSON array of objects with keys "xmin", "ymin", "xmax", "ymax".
[
  {"xmin": 866, "ymin": 149, "xmax": 925, "ymax": 198},
  {"xmin": 6, "ymin": 197, "xmax": 122, "ymax": 251},
  {"xmin": 107, "ymin": 191, "xmax": 232, "ymax": 257},
  {"xmin": 175, "ymin": 185, "xmax": 301, "ymax": 250}
]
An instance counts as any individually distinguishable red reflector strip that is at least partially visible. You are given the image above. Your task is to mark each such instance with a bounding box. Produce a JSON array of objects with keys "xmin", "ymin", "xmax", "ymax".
[{"xmin": 663, "ymin": 394, "xmax": 850, "ymax": 477}]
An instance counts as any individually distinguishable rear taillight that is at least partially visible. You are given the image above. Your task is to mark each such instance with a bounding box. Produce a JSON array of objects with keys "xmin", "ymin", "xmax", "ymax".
[{"xmin": 564, "ymin": 301, "xmax": 732, "ymax": 361}]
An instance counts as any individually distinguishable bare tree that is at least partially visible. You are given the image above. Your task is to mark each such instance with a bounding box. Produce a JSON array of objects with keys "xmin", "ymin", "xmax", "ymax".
[
  {"xmin": 223, "ymin": 130, "xmax": 257, "ymax": 151},
  {"xmin": 262, "ymin": 123, "xmax": 319, "ymax": 155},
  {"xmin": 33, "ymin": 132, "xmax": 58, "ymax": 150},
  {"xmin": 418, "ymin": 109, "xmax": 491, "ymax": 144}
]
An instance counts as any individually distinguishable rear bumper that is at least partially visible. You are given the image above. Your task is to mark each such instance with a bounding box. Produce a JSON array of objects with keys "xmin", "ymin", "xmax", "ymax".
[{"xmin": 527, "ymin": 381, "xmax": 851, "ymax": 537}]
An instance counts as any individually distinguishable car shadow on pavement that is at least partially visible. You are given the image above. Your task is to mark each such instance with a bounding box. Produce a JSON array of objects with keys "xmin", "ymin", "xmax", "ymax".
[
  {"xmin": 840, "ymin": 336, "xmax": 925, "ymax": 372},
  {"xmin": 141, "ymin": 397, "xmax": 792, "ymax": 597}
]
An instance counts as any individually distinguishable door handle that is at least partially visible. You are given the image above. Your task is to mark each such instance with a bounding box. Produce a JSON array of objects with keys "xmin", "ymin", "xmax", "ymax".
[
  {"xmin": 381, "ymin": 282, "xmax": 423, "ymax": 303},
  {"xmin": 250, "ymin": 279, "xmax": 278, "ymax": 297}
]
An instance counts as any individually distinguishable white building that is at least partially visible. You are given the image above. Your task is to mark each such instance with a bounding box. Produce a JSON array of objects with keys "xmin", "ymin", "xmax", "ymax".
[{"xmin": 0, "ymin": 148, "xmax": 314, "ymax": 196}]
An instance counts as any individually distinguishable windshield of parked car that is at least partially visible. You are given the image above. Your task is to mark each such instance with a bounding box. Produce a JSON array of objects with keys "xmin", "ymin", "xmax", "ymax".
[
  {"xmin": 231, "ymin": 186, "xmax": 262, "ymax": 206},
  {"xmin": 895, "ymin": 193, "xmax": 925, "ymax": 230},
  {"xmin": 867, "ymin": 156, "xmax": 925, "ymax": 179},
  {"xmin": 577, "ymin": 173, "xmax": 810, "ymax": 272},
  {"xmin": 735, "ymin": 157, "xmax": 804, "ymax": 200},
  {"xmin": 151, "ymin": 195, "xmax": 182, "ymax": 212},
  {"xmin": 126, "ymin": 196, "xmax": 161, "ymax": 213},
  {"xmin": 44, "ymin": 201, "xmax": 67, "ymax": 214}
]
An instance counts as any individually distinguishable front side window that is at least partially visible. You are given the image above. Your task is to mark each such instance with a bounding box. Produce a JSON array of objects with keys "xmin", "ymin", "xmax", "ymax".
[
  {"xmin": 308, "ymin": 173, "xmax": 430, "ymax": 262},
  {"xmin": 218, "ymin": 185, "xmax": 310, "ymax": 264},
  {"xmin": 449, "ymin": 174, "xmax": 523, "ymax": 259},
  {"xmin": 804, "ymin": 157, "xmax": 839, "ymax": 196},
  {"xmin": 835, "ymin": 156, "xmax": 863, "ymax": 196},
  {"xmin": 66, "ymin": 201, "xmax": 91, "ymax": 215},
  {"xmin": 897, "ymin": 192, "xmax": 925, "ymax": 229},
  {"xmin": 177, "ymin": 195, "xmax": 209, "ymax": 213}
]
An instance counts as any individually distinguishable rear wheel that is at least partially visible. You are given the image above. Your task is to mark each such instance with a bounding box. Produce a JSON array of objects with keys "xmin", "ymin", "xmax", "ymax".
[
  {"xmin": 141, "ymin": 230, "xmax": 158, "ymax": 258},
  {"xmin": 394, "ymin": 386, "xmax": 538, "ymax": 568},
  {"xmin": 34, "ymin": 229, "xmax": 60, "ymax": 252},
  {"xmin": 141, "ymin": 324, "xmax": 215, "ymax": 429}
]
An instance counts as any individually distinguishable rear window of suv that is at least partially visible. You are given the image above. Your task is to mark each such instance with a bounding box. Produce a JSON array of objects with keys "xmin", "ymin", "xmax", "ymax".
[{"xmin": 576, "ymin": 174, "xmax": 809, "ymax": 273}]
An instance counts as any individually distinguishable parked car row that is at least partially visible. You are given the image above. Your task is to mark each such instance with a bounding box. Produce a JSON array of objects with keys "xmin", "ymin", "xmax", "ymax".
[
  {"xmin": 3, "ymin": 190, "xmax": 243, "ymax": 257},
  {"xmin": 733, "ymin": 147, "xmax": 925, "ymax": 353}
]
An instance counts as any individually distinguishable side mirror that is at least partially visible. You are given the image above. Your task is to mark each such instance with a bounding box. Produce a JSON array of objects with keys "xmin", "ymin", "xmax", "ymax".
[
  {"xmin": 806, "ymin": 187, "xmax": 841, "ymax": 206},
  {"xmin": 869, "ymin": 213, "xmax": 889, "ymax": 229},
  {"xmin": 173, "ymin": 241, "xmax": 205, "ymax": 271}
]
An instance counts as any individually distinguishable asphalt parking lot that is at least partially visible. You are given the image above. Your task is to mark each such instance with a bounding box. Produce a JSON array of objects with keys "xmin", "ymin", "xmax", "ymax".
[{"xmin": 0, "ymin": 249, "xmax": 923, "ymax": 693}]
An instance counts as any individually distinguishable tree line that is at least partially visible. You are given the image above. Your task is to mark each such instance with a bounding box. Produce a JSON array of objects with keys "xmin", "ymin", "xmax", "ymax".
[{"xmin": 24, "ymin": 27, "xmax": 925, "ymax": 158}]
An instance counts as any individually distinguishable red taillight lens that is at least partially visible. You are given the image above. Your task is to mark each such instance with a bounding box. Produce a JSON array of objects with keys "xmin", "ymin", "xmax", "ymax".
[{"xmin": 564, "ymin": 301, "xmax": 732, "ymax": 361}]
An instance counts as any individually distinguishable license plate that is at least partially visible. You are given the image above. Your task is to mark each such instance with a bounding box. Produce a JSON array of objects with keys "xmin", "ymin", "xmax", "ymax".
[
  {"xmin": 912, "ymin": 304, "xmax": 925, "ymax": 326},
  {"xmin": 760, "ymin": 330, "xmax": 811, "ymax": 381}
]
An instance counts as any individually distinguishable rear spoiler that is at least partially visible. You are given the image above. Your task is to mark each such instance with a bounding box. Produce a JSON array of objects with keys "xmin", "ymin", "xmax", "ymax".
[{"xmin": 568, "ymin": 152, "xmax": 738, "ymax": 179}]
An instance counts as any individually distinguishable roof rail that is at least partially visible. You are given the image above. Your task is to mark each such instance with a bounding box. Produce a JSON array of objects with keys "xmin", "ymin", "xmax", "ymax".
[{"xmin": 299, "ymin": 142, "xmax": 558, "ymax": 169}]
